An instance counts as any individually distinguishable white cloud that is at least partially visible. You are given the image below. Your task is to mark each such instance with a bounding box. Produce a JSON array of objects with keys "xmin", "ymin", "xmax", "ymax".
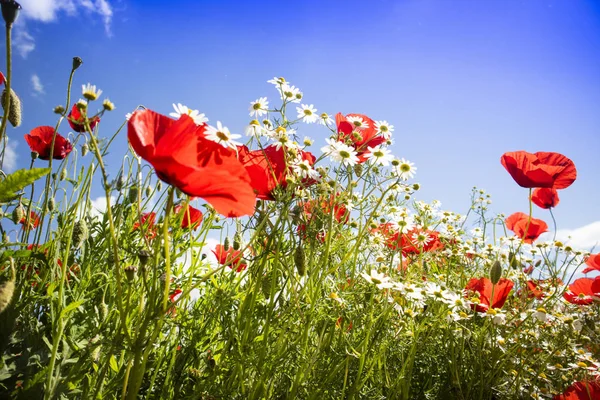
[
  {"xmin": 3, "ymin": 138, "xmax": 18, "ymax": 173},
  {"xmin": 543, "ymin": 221, "xmax": 600, "ymax": 252},
  {"xmin": 31, "ymin": 74, "xmax": 44, "ymax": 95},
  {"xmin": 14, "ymin": 0, "xmax": 114, "ymax": 57},
  {"xmin": 89, "ymin": 195, "xmax": 115, "ymax": 219}
]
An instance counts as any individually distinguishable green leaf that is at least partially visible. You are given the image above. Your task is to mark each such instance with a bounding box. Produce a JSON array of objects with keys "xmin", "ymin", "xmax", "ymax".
[
  {"xmin": 0, "ymin": 168, "xmax": 51, "ymax": 202},
  {"xmin": 109, "ymin": 355, "xmax": 119, "ymax": 373},
  {"xmin": 60, "ymin": 300, "xmax": 84, "ymax": 320}
]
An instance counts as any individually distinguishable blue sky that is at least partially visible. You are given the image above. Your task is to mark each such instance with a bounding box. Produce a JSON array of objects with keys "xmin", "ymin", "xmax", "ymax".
[{"xmin": 4, "ymin": 0, "xmax": 600, "ymax": 249}]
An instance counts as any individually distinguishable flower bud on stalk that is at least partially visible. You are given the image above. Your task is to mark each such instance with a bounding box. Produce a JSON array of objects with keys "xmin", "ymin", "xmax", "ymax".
[
  {"xmin": 490, "ymin": 260, "xmax": 502, "ymax": 285},
  {"xmin": 223, "ymin": 237, "xmax": 230, "ymax": 251},
  {"xmin": 128, "ymin": 186, "xmax": 138, "ymax": 203},
  {"xmin": 60, "ymin": 168, "xmax": 67, "ymax": 181},
  {"xmin": 48, "ymin": 197, "xmax": 55, "ymax": 212},
  {"xmin": 1, "ymin": 88, "xmax": 21, "ymax": 127},
  {"xmin": 233, "ymin": 232, "xmax": 242, "ymax": 251},
  {"xmin": 72, "ymin": 219, "xmax": 89, "ymax": 249},
  {"xmin": 11, "ymin": 203, "xmax": 24, "ymax": 224},
  {"xmin": 145, "ymin": 186, "xmax": 152, "ymax": 198},
  {"xmin": 294, "ymin": 245, "xmax": 306, "ymax": 276},
  {"xmin": 116, "ymin": 174, "xmax": 125, "ymax": 191},
  {"xmin": 0, "ymin": 258, "xmax": 16, "ymax": 314},
  {"xmin": 54, "ymin": 105, "xmax": 65, "ymax": 115},
  {"xmin": 72, "ymin": 57, "xmax": 83, "ymax": 71},
  {"xmin": 81, "ymin": 143, "xmax": 89, "ymax": 156}
]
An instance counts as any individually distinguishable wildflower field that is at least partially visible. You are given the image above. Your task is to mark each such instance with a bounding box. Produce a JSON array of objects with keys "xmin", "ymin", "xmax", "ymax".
[{"xmin": 0, "ymin": 1, "xmax": 599, "ymax": 399}]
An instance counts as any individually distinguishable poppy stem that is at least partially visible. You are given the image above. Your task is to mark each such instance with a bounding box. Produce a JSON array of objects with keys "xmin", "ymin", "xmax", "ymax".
[
  {"xmin": 0, "ymin": 21, "xmax": 12, "ymax": 167},
  {"xmin": 549, "ymin": 207, "xmax": 557, "ymax": 241}
]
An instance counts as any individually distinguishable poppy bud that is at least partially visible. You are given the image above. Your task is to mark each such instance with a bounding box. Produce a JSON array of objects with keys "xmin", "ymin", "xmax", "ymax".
[
  {"xmin": 11, "ymin": 203, "xmax": 24, "ymax": 224},
  {"xmin": 1, "ymin": 87, "xmax": 22, "ymax": 127},
  {"xmin": 223, "ymin": 237, "xmax": 230, "ymax": 251},
  {"xmin": 156, "ymin": 181, "xmax": 162, "ymax": 192},
  {"xmin": 124, "ymin": 265, "xmax": 137, "ymax": 281},
  {"xmin": 490, "ymin": 260, "xmax": 502, "ymax": 285},
  {"xmin": 353, "ymin": 164, "xmax": 363, "ymax": 176},
  {"xmin": 115, "ymin": 174, "xmax": 125, "ymax": 191},
  {"xmin": 1, "ymin": 0, "xmax": 21, "ymax": 25},
  {"xmin": 233, "ymin": 232, "xmax": 242, "ymax": 251},
  {"xmin": 81, "ymin": 143, "xmax": 89, "ymax": 156},
  {"xmin": 128, "ymin": 186, "xmax": 138, "ymax": 203},
  {"xmin": 72, "ymin": 219, "xmax": 88, "ymax": 249},
  {"xmin": 72, "ymin": 57, "xmax": 83, "ymax": 71},
  {"xmin": 53, "ymin": 105, "xmax": 65, "ymax": 114},
  {"xmin": 137, "ymin": 250, "xmax": 151, "ymax": 267},
  {"xmin": 60, "ymin": 168, "xmax": 67, "ymax": 181},
  {"xmin": 48, "ymin": 197, "xmax": 55, "ymax": 212},
  {"xmin": 145, "ymin": 186, "xmax": 152, "ymax": 198},
  {"xmin": 535, "ymin": 259, "xmax": 542, "ymax": 268},
  {"xmin": 294, "ymin": 245, "xmax": 305, "ymax": 276},
  {"xmin": 30, "ymin": 151, "xmax": 38, "ymax": 160}
]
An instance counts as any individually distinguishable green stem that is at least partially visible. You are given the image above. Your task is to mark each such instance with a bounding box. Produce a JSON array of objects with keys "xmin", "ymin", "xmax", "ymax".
[{"xmin": 0, "ymin": 23, "xmax": 12, "ymax": 144}]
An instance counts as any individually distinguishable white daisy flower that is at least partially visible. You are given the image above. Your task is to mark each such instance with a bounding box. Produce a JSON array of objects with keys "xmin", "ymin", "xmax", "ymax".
[
  {"xmin": 346, "ymin": 115, "xmax": 370, "ymax": 130},
  {"xmin": 280, "ymin": 84, "xmax": 303, "ymax": 103},
  {"xmin": 321, "ymin": 138, "xmax": 359, "ymax": 166},
  {"xmin": 245, "ymin": 120, "xmax": 265, "ymax": 137},
  {"xmin": 249, "ymin": 97, "xmax": 269, "ymax": 117},
  {"xmin": 393, "ymin": 158, "xmax": 417, "ymax": 181},
  {"xmin": 361, "ymin": 269, "xmax": 394, "ymax": 290},
  {"xmin": 267, "ymin": 76, "xmax": 286, "ymax": 86},
  {"xmin": 102, "ymin": 99, "xmax": 115, "ymax": 111},
  {"xmin": 271, "ymin": 126, "xmax": 296, "ymax": 150},
  {"xmin": 82, "ymin": 83, "xmax": 102, "ymax": 101},
  {"xmin": 204, "ymin": 121, "xmax": 242, "ymax": 149},
  {"xmin": 365, "ymin": 145, "xmax": 394, "ymax": 166},
  {"xmin": 292, "ymin": 159, "xmax": 319, "ymax": 181},
  {"xmin": 296, "ymin": 104, "xmax": 318, "ymax": 123},
  {"xmin": 319, "ymin": 113, "xmax": 334, "ymax": 126},
  {"xmin": 169, "ymin": 103, "xmax": 208, "ymax": 126},
  {"xmin": 375, "ymin": 120, "xmax": 394, "ymax": 139}
]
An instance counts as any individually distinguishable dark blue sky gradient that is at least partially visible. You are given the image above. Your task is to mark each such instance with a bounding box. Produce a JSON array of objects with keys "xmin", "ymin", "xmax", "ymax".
[{"xmin": 9, "ymin": 0, "xmax": 600, "ymax": 231}]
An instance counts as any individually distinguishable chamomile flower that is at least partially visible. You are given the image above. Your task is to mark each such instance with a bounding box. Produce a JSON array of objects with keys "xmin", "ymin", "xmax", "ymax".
[
  {"xmin": 393, "ymin": 158, "xmax": 417, "ymax": 181},
  {"xmin": 346, "ymin": 115, "xmax": 370, "ymax": 130},
  {"xmin": 292, "ymin": 159, "xmax": 319, "ymax": 180},
  {"xmin": 321, "ymin": 139, "xmax": 359, "ymax": 166},
  {"xmin": 102, "ymin": 99, "xmax": 115, "ymax": 111},
  {"xmin": 319, "ymin": 112, "xmax": 334, "ymax": 126},
  {"xmin": 361, "ymin": 269, "xmax": 394, "ymax": 289},
  {"xmin": 204, "ymin": 122, "xmax": 242, "ymax": 150},
  {"xmin": 245, "ymin": 120, "xmax": 265, "ymax": 137},
  {"xmin": 375, "ymin": 120, "xmax": 394, "ymax": 139},
  {"xmin": 169, "ymin": 103, "xmax": 208, "ymax": 125},
  {"xmin": 280, "ymin": 84, "xmax": 303, "ymax": 103},
  {"xmin": 82, "ymin": 83, "xmax": 102, "ymax": 101},
  {"xmin": 365, "ymin": 145, "xmax": 394, "ymax": 166},
  {"xmin": 271, "ymin": 127, "xmax": 296, "ymax": 150},
  {"xmin": 249, "ymin": 97, "xmax": 269, "ymax": 117},
  {"xmin": 267, "ymin": 76, "xmax": 286, "ymax": 86},
  {"xmin": 296, "ymin": 104, "xmax": 318, "ymax": 123}
]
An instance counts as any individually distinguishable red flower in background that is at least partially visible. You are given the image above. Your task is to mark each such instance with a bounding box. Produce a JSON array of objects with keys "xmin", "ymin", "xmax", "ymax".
[
  {"xmin": 0, "ymin": 71, "xmax": 5, "ymax": 85},
  {"xmin": 336, "ymin": 113, "xmax": 386, "ymax": 163},
  {"xmin": 563, "ymin": 277, "xmax": 600, "ymax": 306},
  {"xmin": 582, "ymin": 253, "xmax": 600, "ymax": 274},
  {"xmin": 531, "ymin": 187, "xmax": 560, "ymax": 209},
  {"xmin": 213, "ymin": 244, "xmax": 246, "ymax": 272},
  {"xmin": 554, "ymin": 380, "xmax": 600, "ymax": 400},
  {"xmin": 302, "ymin": 195, "xmax": 349, "ymax": 224},
  {"xmin": 505, "ymin": 212, "xmax": 548, "ymax": 244},
  {"xmin": 238, "ymin": 145, "xmax": 316, "ymax": 200},
  {"xmin": 132, "ymin": 212, "xmax": 156, "ymax": 231},
  {"xmin": 68, "ymin": 104, "xmax": 100, "ymax": 133},
  {"xmin": 372, "ymin": 224, "xmax": 443, "ymax": 255},
  {"xmin": 174, "ymin": 204, "xmax": 203, "ymax": 230},
  {"xmin": 128, "ymin": 109, "xmax": 256, "ymax": 217},
  {"xmin": 464, "ymin": 277, "xmax": 514, "ymax": 313},
  {"xmin": 19, "ymin": 211, "xmax": 40, "ymax": 230},
  {"xmin": 25, "ymin": 126, "xmax": 73, "ymax": 160},
  {"xmin": 500, "ymin": 151, "xmax": 576, "ymax": 189}
]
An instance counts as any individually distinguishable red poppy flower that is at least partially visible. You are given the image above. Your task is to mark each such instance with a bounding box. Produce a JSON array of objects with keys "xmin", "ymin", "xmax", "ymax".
[
  {"xmin": 132, "ymin": 212, "xmax": 157, "ymax": 239},
  {"xmin": 128, "ymin": 109, "xmax": 255, "ymax": 217},
  {"xmin": 531, "ymin": 187, "xmax": 560, "ymax": 209},
  {"xmin": 174, "ymin": 204, "xmax": 203, "ymax": 230},
  {"xmin": 68, "ymin": 104, "xmax": 100, "ymax": 133},
  {"xmin": 582, "ymin": 253, "xmax": 600, "ymax": 274},
  {"xmin": 302, "ymin": 194, "xmax": 349, "ymax": 224},
  {"xmin": 372, "ymin": 224, "xmax": 443, "ymax": 255},
  {"xmin": 563, "ymin": 277, "xmax": 600, "ymax": 305},
  {"xmin": 505, "ymin": 212, "xmax": 548, "ymax": 244},
  {"xmin": 212, "ymin": 244, "xmax": 246, "ymax": 272},
  {"xmin": 464, "ymin": 277, "xmax": 514, "ymax": 313},
  {"xmin": 500, "ymin": 151, "xmax": 576, "ymax": 189},
  {"xmin": 554, "ymin": 380, "xmax": 600, "ymax": 400},
  {"xmin": 24, "ymin": 126, "xmax": 73, "ymax": 160},
  {"xmin": 336, "ymin": 113, "xmax": 386, "ymax": 163},
  {"xmin": 238, "ymin": 145, "xmax": 316, "ymax": 200},
  {"xmin": 19, "ymin": 211, "xmax": 40, "ymax": 230},
  {"xmin": 0, "ymin": 71, "xmax": 5, "ymax": 85},
  {"xmin": 523, "ymin": 280, "xmax": 545, "ymax": 299}
]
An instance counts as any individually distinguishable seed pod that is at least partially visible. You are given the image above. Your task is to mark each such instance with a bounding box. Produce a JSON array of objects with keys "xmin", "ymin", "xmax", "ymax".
[
  {"xmin": 72, "ymin": 57, "xmax": 83, "ymax": 71},
  {"xmin": 137, "ymin": 250, "xmax": 151, "ymax": 267},
  {"xmin": 72, "ymin": 219, "xmax": 89, "ymax": 249},
  {"xmin": 11, "ymin": 203, "xmax": 25, "ymax": 224},
  {"xmin": 2, "ymin": 88, "xmax": 22, "ymax": 127},
  {"xmin": 124, "ymin": 265, "xmax": 137, "ymax": 281},
  {"xmin": 0, "ymin": 258, "xmax": 16, "ymax": 314},
  {"xmin": 294, "ymin": 245, "xmax": 306, "ymax": 276},
  {"xmin": 1, "ymin": 0, "xmax": 22, "ymax": 25},
  {"xmin": 233, "ymin": 232, "xmax": 242, "ymax": 251},
  {"xmin": 490, "ymin": 260, "xmax": 502, "ymax": 285}
]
